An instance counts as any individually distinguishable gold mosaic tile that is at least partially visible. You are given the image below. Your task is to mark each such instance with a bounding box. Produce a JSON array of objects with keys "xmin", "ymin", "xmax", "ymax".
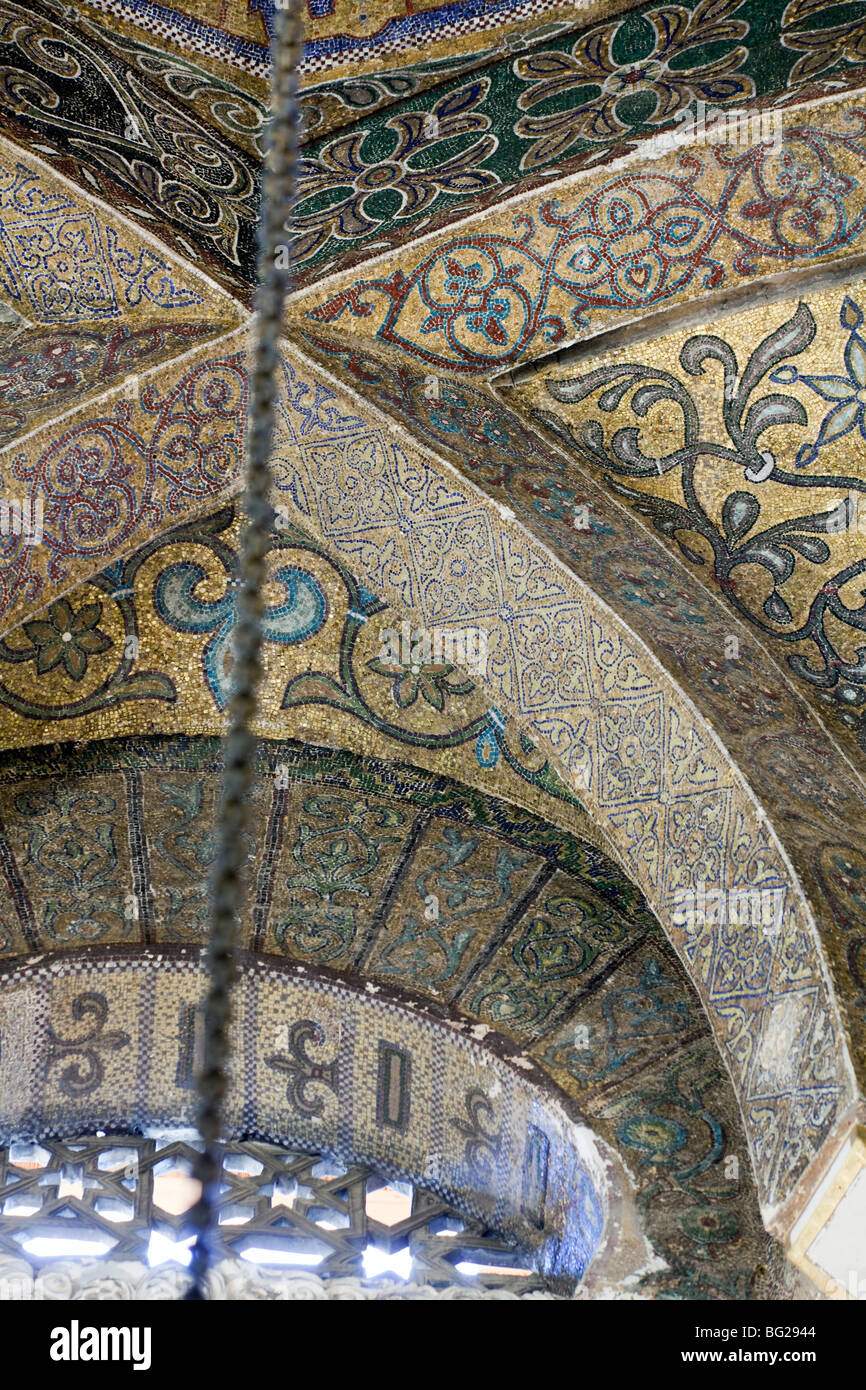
[
  {"xmin": 0, "ymin": 134, "xmax": 242, "ymax": 333},
  {"xmin": 290, "ymin": 92, "xmax": 866, "ymax": 373}
]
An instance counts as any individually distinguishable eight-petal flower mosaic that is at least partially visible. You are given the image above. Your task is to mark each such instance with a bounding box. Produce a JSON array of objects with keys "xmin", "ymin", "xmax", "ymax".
[
  {"xmin": 288, "ymin": 82, "xmax": 500, "ymax": 264},
  {"xmin": 514, "ymin": 0, "xmax": 755, "ymax": 168}
]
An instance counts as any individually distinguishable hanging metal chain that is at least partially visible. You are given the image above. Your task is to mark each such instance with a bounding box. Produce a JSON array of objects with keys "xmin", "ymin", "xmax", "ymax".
[{"xmin": 184, "ymin": 0, "xmax": 302, "ymax": 1300}]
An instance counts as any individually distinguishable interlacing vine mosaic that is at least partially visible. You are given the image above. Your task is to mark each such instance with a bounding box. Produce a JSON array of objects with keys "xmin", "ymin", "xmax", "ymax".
[
  {"xmin": 535, "ymin": 297, "xmax": 866, "ymax": 749},
  {"xmin": 307, "ymin": 116, "xmax": 866, "ymax": 369},
  {"xmin": 0, "ymin": 502, "xmax": 582, "ymax": 814},
  {"xmin": 289, "ymin": 0, "xmax": 866, "ymax": 283}
]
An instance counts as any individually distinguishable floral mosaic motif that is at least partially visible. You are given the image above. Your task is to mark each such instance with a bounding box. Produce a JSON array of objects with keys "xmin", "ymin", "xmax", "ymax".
[
  {"xmin": 375, "ymin": 824, "xmax": 532, "ymax": 984},
  {"xmin": 265, "ymin": 1019, "xmax": 339, "ymax": 1119},
  {"xmin": 0, "ymin": 2, "xmax": 259, "ymax": 287},
  {"xmin": 595, "ymin": 1041, "xmax": 755, "ymax": 1291},
  {"xmin": 301, "ymin": 328, "xmax": 620, "ymax": 528},
  {"xmin": 664, "ymin": 788, "xmax": 731, "ymax": 909},
  {"xmin": 295, "ymin": 330, "xmax": 866, "ymax": 1105},
  {"xmin": 513, "ymin": 0, "xmax": 754, "ymax": 168},
  {"xmin": 44, "ymin": 991, "xmax": 130, "ymax": 1097},
  {"xmin": 284, "ymin": 795, "xmax": 408, "ymax": 902},
  {"xmin": 0, "ymin": 302, "xmax": 855, "ymax": 1222},
  {"xmin": 12, "ymin": 784, "xmax": 117, "ymax": 889},
  {"xmin": 278, "ymin": 358, "xmax": 369, "ymax": 441},
  {"xmin": 0, "ymin": 515, "xmax": 205, "ymax": 722},
  {"xmin": 597, "ymin": 697, "xmax": 664, "ymax": 805},
  {"xmin": 0, "ymin": 0, "xmax": 861, "ymax": 296},
  {"xmin": 272, "ymin": 794, "xmax": 414, "ymax": 963},
  {"xmin": 21, "ymin": 599, "xmax": 111, "ymax": 681},
  {"xmin": 0, "ymin": 734, "xmax": 664, "ymax": 994},
  {"xmin": 781, "ymin": 0, "xmax": 866, "ymax": 84},
  {"xmin": 298, "ymin": 42, "xmax": 513, "ymax": 141},
  {"xmin": 289, "ymin": 81, "xmax": 500, "ymax": 264},
  {"xmin": 310, "ymin": 121, "xmax": 866, "ymax": 370},
  {"xmin": 540, "ymin": 955, "xmax": 696, "ymax": 1086},
  {"xmin": 299, "ymin": 326, "xmax": 859, "ymax": 762},
  {"xmin": 148, "ymin": 779, "xmax": 215, "ymax": 941},
  {"xmin": 273, "ymin": 908, "xmax": 357, "ymax": 965},
  {"xmin": 514, "ymin": 889, "xmax": 631, "ymax": 978},
  {"xmin": 279, "ymin": 551, "xmax": 578, "ymax": 809},
  {"xmin": 7, "ymin": 781, "xmax": 129, "ymax": 942},
  {"xmin": 615, "ymin": 1076, "xmax": 721, "ymax": 1175},
  {"xmin": 469, "ymin": 889, "xmax": 633, "ymax": 1033},
  {"xmin": 781, "ymin": 295, "xmax": 866, "ymax": 466},
  {"xmin": 268, "ymin": 0, "xmax": 866, "ymax": 282},
  {"xmin": 367, "ymin": 646, "xmax": 474, "ymax": 711},
  {"xmin": 72, "ymin": 8, "xmax": 269, "ymax": 161},
  {"xmin": 0, "ymin": 497, "xmax": 579, "ymax": 816},
  {"xmin": 450, "ymin": 1087, "xmax": 502, "ymax": 1183},
  {"xmin": 540, "ymin": 299, "xmax": 866, "ymax": 748},
  {"xmin": 0, "ymin": 353, "xmax": 247, "ymax": 625}
]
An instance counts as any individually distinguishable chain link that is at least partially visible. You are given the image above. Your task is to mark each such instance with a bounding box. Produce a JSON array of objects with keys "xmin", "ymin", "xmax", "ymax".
[{"xmin": 184, "ymin": 0, "xmax": 303, "ymax": 1300}]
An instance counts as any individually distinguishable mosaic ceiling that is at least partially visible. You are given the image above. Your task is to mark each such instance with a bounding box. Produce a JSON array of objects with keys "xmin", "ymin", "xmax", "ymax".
[
  {"xmin": 0, "ymin": 737, "xmax": 799, "ymax": 1297},
  {"xmin": 0, "ymin": 0, "xmax": 863, "ymax": 1301}
]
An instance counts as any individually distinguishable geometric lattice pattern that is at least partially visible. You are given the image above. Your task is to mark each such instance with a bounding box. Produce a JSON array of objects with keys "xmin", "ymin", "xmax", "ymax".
[{"xmin": 0, "ymin": 1136, "xmax": 549, "ymax": 1291}]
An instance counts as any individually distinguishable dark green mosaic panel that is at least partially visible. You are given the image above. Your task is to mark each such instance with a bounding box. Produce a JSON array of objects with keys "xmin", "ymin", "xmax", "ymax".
[{"xmin": 290, "ymin": 0, "xmax": 866, "ymax": 282}]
